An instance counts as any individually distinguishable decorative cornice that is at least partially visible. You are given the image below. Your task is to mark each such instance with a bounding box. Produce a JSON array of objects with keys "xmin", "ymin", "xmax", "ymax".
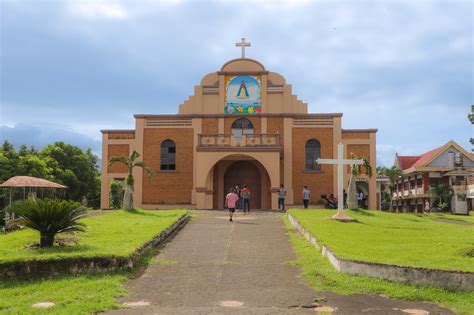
[
  {"xmin": 134, "ymin": 113, "xmax": 343, "ymax": 119},
  {"xmin": 100, "ymin": 129, "xmax": 135, "ymax": 134},
  {"xmin": 342, "ymin": 128, "xmax": 378, "ymax": 133}
]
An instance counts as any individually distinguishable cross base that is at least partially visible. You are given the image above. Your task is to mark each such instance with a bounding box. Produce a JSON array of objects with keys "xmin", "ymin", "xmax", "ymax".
[{"xmin": 331, "ymin": 212, "xmax": 357, "ymax": 222}]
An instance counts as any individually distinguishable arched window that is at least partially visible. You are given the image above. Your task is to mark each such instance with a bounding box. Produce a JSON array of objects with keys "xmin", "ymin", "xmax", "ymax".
[
  {"xmin": 305, "ymin": 140, "xmax": 321, "ymax": 171},
  {"xmin": 160, "ymin": 140, "xmax": 176, "ymax": 171},
  {"xmin": 231, "ymin": 118, "xmax": 254, "ymax": 138}
]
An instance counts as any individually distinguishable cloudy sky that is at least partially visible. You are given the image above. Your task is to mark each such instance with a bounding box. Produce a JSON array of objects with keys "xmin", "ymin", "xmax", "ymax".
[{"xmin": 0, "ymin": 0, "xmax": 472, "ymax": 166}]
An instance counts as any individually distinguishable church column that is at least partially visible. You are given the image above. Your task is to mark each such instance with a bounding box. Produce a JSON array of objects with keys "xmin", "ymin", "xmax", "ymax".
[
  {"xmin": 191, "ymin": 118, "xmax": 202, "ymax": 205},
  {"xmin": 131, "ymin": 118, "xmax": 144, "ymax": 208},
  {"xmin": 100, "ymin": 133, "xmax": 110, "ymax": 209},
  {"xmin": 369, "ymin": 132, "xmax": 377, "ymax": 210},
  {"xmin": 333, "ymin": 116, "xmax": 342, "ymax": 200},
  {"xmin": 283, "ymin": 118, "xmax": 294, "ymax": 204}
]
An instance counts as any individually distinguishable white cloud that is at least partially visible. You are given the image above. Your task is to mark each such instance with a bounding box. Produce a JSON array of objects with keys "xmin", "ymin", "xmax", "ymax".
[{"xmin": 69, "ymin": 1, "xmax": 128, "ymax": 20}]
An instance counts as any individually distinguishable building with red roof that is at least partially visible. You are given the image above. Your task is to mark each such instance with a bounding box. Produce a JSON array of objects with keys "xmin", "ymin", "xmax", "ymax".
[{"xmin": 391, "ymin": 140, "xmax": 474, "ymax": 214}]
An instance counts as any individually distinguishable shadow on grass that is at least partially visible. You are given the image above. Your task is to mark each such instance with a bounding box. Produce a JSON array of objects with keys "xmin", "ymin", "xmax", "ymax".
[
  {"xmin": 126, "ymin": 209, "xmax": 181, "ymax": 218},
  {"xmin": 28, "ymin": 243, "xmax": 95, "ymax": 255},
  {"xmin": 349, "ymin": 209, "xmax": 375, "ymax": 216}
]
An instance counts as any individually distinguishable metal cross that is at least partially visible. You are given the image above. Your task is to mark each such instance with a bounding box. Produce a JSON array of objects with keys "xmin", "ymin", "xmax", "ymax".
[{"xmin": 236, "ymin": 38, "xmax": 251, "ymax": 58}]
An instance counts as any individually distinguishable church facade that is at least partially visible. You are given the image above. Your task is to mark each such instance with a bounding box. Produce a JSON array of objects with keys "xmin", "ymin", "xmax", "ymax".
[{"xmin": 100, "ymin": 56, "xmax": 377, "ymax": 210}]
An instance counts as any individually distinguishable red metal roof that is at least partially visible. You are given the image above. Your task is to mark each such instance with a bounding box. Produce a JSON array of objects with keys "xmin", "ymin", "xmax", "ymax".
[
  {"xmin": 0, "ymin": 176, "xmax": 66, "ymax": 188},
  {"xmin": 412, "ymin": 145, "xmax": 445, "ymax": 168},
  {"xmin": 397, "ymin": 144, "xmax": 447, "ymax": 170},
  {"xmin": 398, "ymin": 156, "xmax": 420, "ymax": 170}
]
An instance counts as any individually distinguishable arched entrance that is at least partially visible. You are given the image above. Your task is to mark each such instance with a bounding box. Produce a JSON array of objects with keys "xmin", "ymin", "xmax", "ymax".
[
  {"xmin": 210, "ymin": 157, "xmax": 271, "ymax": 210},
  {"xmin": 224, "ymin": 161, "xmax": 261, "ymax": 209}
]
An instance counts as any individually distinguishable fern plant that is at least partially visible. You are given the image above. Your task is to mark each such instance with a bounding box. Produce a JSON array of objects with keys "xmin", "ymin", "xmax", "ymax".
[{"xmin": 7, "ymin": 199, "xmax": 86, "ymax": 247}]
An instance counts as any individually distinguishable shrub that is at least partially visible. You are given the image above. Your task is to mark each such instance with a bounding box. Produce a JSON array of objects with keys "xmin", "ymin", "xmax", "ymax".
[
  {"xmin": 7, "ymin": 199, "xmax": 87, "ymax": 247},
  {"xmin": 109, "ymin": 180, "xmax": 123, "ymax": 209}
]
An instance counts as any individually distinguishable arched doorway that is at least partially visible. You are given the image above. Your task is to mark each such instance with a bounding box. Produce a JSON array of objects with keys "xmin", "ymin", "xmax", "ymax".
[
  {"xmin": 224, "ymin": 161, "xmax": 261, "ymax": 209},
  {"xmin": 209, "ymin": 157, "xmax": 272, "ymax": 210}
]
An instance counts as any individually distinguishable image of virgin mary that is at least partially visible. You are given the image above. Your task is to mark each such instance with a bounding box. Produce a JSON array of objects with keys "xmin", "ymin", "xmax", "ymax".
[{"xmin": 236, "ymin": 80, "xmax": 249, "ymax": 98}]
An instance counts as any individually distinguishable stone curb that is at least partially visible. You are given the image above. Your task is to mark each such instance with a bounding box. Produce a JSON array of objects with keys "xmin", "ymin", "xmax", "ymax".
[
  {"xmin": 0, "ymin": 213, "xmax": 190, "ymax": 279},
  {"xmin": 287, "ymin": 213, "xmax": 474, "ymax": 291}
]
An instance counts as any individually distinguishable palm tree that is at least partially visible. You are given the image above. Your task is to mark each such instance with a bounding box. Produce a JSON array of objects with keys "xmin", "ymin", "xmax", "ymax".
[
  {"xmin": 108, "ymin": 150, "xmax": 152, "ymax": 211},
  {"xmin": 7, "ymin": 199, "xmax": 86, "ymax": 247},
  {"xmin": 348, "ymin": 153, "xmax": 373, "ymax": 210}
]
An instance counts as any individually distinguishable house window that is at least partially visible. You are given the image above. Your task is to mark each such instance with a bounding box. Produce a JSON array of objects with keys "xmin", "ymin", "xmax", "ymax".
[
  {"xmin": 305, "ymin": 139, "xmax": 321, "ymax": 171},
  {"xmin": 160, "ymin": 140, "xmax": 176, "ymax": 171},
  {"xmin": 231, "ymin": 118, "xmax": 254, "ymax": 138}
]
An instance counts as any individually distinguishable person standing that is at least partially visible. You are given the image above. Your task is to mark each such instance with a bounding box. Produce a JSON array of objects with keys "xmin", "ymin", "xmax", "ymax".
[
  {"xmin": 241, "ymin": 185, "xmax": 251, "ymax": 213},
  {"xmin": 343, "ymin": 189, "xmax": 348, "ymax": 209},
  {"xmin": 278, "ymin": 184, "xmax": 286, "ymax": 211},
  {"xmin": 225, "ymin": 188, "xmax": 238, "ymax": 222},
  {"xmin": 424, "ymin": 200, "xmax": 430, "ymax": 213},
  {"xmin": 357, "ymin": 191, "xmax": 364, "ymax": 208},
  {"xmin": 235, "ymin": 185, "xmax": 242, "ymax": 210},
  {"xmin": 302, "ymin": 186, "xmax": 310, "ymax": 209}
]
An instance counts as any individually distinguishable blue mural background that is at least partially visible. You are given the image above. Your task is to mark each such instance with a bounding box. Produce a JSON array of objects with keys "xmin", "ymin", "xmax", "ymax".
[{"xmin": 225, "ymin": 75, "xmax": 261, "ymax": 114}]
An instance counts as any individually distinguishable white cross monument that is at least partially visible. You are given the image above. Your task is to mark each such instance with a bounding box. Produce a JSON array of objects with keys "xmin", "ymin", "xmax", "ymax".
[
  {"xmin": 236, "ymin": 38, "xmax": 251, "ymax": 58},
  {"xmin": 317, "ymin": 143, "xmax": 364, "ymax": 222}
]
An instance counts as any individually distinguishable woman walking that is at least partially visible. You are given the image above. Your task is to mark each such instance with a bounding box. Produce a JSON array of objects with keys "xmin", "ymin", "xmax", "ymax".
[{"xmin": 225, "ymin": 188, "xmax": 239, "ymax": 222}]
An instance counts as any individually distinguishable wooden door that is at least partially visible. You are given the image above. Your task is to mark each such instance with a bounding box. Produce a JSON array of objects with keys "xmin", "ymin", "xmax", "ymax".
[{"xmin": 224, "ymin": 161, "xmax": 261, "ymax": 209}]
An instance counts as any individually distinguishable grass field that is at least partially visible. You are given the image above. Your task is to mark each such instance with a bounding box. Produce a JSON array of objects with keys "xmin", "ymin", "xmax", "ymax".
[
  {"xmin": 0, "ymin": 209, "xmax": 187, "ymax": 263},
  {"xmin": 288, "ymin": 209, "xmax": 474, "ymax": 272},
  {"xmin": 0, "ymin": 209, "xmax": 187, "ymax": 314},
  {"xmin": 282, "ymin": 215, "xmax": 474, "ymax": 314}
]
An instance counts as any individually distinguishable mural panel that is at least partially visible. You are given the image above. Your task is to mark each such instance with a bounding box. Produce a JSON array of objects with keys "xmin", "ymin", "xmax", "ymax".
[{"xmin": 225, "ymin": 75, "xmax": 261, "ymax": 114}]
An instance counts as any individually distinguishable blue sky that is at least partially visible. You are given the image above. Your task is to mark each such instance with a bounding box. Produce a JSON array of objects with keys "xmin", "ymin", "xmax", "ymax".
[{"xmin": 0, "ymin": 0, "xmax": 472, "ymax": 166}]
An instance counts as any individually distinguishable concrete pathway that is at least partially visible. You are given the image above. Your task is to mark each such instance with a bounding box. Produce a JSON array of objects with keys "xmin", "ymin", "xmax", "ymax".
[{"xmin": 104, "ymin": 211, "xmax": 456, "ymax": 314}]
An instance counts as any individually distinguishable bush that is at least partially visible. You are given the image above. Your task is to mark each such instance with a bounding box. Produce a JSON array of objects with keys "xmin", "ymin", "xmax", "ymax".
[
  {"xmin": 7, "ymin": 199, "xmax": 87, "ymax": 247},
  {"xmin": 109, "ymin": 180, "xmax": 123, "ymax": 209}
]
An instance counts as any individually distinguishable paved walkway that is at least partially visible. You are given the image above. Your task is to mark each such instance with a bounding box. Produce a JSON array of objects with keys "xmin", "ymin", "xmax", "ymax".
[{"xmin": 104, "ymin": 211, "xmax": 455, "ymax": 314}]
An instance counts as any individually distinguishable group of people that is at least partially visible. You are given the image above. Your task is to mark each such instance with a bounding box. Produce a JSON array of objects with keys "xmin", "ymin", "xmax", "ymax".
[
  {"xmin": 226, "ymin": 185, "xmax": 369, "ymax": 221},
  {"xmin": 225, "ymin": 185, "xmax": 251, "ymax": 222}
]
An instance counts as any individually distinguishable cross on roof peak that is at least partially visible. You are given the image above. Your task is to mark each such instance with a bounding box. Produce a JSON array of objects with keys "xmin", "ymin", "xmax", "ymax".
[{"xmin": 235, "ymin": 38, "xmax": 251, "ymax": 59}]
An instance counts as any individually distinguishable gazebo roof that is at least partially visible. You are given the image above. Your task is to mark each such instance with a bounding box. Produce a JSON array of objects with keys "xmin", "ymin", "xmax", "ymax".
[{"xmin": 0, "ymin": 176, "xmax": 67, "ymax": 189}]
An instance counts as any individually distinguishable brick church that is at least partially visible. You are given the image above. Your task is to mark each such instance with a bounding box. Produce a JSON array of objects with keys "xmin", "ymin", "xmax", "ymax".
[{"xmin": 100, "ymin": 42, "xmax": 377, "ymax": 210}]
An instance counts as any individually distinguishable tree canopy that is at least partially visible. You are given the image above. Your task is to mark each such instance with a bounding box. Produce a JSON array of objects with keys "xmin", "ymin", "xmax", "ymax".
[{"xmin": 0, "ymin": 141, "xmax": 100, "ymax": 209}]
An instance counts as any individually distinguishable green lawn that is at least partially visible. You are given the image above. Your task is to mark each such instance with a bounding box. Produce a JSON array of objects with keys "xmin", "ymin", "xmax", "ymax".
[
  {"xmin": 0, "ymin": 209, "xmax": 187, "ymax": 315},
  {"xmin": 282, "ymin": 215, "xmax": 474, "ymax": 315},
  {"xmin": 288, "ymin": 209, "xmax": 473, "ymax": 272},
  {"xmin": 0, "ymin": 272, "xmax": 128, "ymax": 314},
  {"xmin": 0, "ymin": 209, "xmax": 187, "ymax": 263}
]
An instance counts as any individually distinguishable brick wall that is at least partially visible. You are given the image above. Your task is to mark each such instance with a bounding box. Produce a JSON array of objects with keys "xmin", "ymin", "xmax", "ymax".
[
  {"xmin": 292, "ymin": 128, "xmax": 334, "ymax": 204},
  {"xmin": 108, "ymin": 132, "xmax": 135, "ymax": 139},
  {"xmin": 108, "ymin": 144, "xmax": 130, "ymax": 173},
  {"xmin": 201, "ymin": 118, "xmax": 218, "ymax": 134},
  {"xmin": 142, "ymin": 128, "xmax": 194, "ymax": 204},
  {"xmin": 342, "ymin": 132, "xmax": 370, "ymax": 139}
]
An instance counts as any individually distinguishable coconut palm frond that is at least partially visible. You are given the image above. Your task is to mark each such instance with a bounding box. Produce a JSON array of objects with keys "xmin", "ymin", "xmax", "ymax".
[
  {"xmin": 133, "ymin": 161, "xmax": 152, "ymax": 179},
  {"xmin": 130, "ymin": 150, "xmax": 141, "ymax": 163},
  {"xmin": 108, "ymin": 156, "xmax": 130, "ymax": 168}
]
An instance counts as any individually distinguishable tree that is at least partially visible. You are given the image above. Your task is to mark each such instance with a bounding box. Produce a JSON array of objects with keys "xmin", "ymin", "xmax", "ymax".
[
  {"xmin": 377, "ymin": 166, "xmax": 403, "ymax": 211},
  {"xmin": 7, "ymin": 199, "xmax": 86, "ymax": 247},
  {"xmin": 108, "ymin": 150, "xmax": 152, "ymax": 210},
  {"xmin": 428, "ymin": 184, "xmax": 453, "ymax": 212},
  {"xmin": 0, "ymin": 141, "xmax": 101, "ymax": 209},
  {"xmin": 40, "ymin": 142, "xmax": 100, "ymax": 204},
  {"xmin": 347, "ymin": 153, "xmax": 373, "ymax": 210}
]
